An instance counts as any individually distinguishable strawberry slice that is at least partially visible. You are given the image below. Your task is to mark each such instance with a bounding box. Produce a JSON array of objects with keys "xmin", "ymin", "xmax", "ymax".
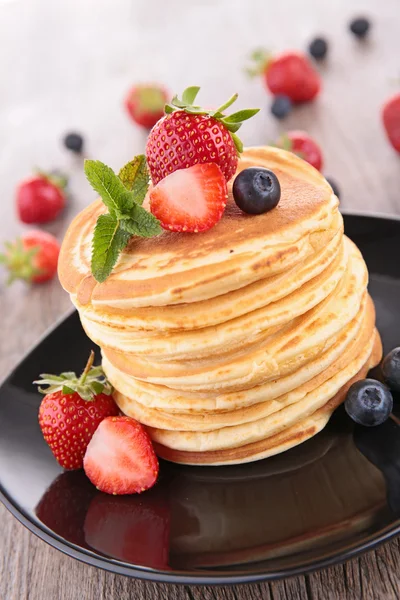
[
  {"xmin": 149, "ymin": 163, "xmax": 228, "ymax": 233},
  {"xmin": 83, "ymin": 416, "xmax": 159, "ymax": 495}
]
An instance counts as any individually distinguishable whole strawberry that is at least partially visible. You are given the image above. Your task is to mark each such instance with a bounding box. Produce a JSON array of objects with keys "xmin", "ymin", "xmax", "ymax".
[
  {"xmin": 145, "ymin": 86, "xmax": 259, "ymax": 185},
  {"xmin": 248, "ymin": 49, "xmax": 321, "ymax": 103},
  {"xmin": 16, "ymin": 171, "xmax": 67, "ymax": 224},
  {"xmin": 125, "ymin": 83, "xmax": 169, "ymax": 129},
  {"xmin": 275, "ymin": 131, "xmax": 323, "ymax": 171},
  {"xmin": 0, "ymin": 230, "xmax": 60, "ymax": 284},
  {"xmin": 382, "ymin": 93, "xmax": 400, "ymax": 153},
  {"xmin": 34, "ymin": 351, "xmax": 119, "ymax": 470}
]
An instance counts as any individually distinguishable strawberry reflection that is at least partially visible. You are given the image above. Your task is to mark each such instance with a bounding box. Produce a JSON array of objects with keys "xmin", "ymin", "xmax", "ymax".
[
  {"xmin": 35, "ymin": 471, "xmax": 96, "ymax": 547},
  {"xmin": 84, "ymin": 479, "xmax": 171, "ymax": 569}
]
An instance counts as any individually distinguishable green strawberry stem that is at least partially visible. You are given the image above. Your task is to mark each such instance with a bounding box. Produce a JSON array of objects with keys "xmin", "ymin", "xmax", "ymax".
[
  {"xmin": 35, "ymin": 169, "xmax": 68, "ymax": 190},
  {"xmin": 79, "ymin": 350, "xmax": 95, "ymax": 386},
  {"xmin": 34, "ymin": 354, "xmax": 113, "ymax": 401},
  {"xmin": 164, "ymin": 87, "xmax": 260, "ymax": 155},
  {"xmin": 246, "ymin": 48, "xmax": 272, "ymax": 77},
  {"xmin": 0, "ymin": 238, "xmax": 42, "ymax": 285}
]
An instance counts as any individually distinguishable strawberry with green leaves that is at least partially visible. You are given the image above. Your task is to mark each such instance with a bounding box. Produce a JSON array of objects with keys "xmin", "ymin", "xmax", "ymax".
[
  {"xmin": 85, "ymin": 155, "xmax": 162, "ymax": 283},
  {"xmin": 248, "ymin": 49, "xmax": 321, "ymax": 104},
  {"xmin": 145, "ymin": 86, "xmax": 259, "ymax": 184},
  {"xmin": 35, "ymin": 351, "xmax": 119, "ymax": 470},
  {"xmin": 275, "ymin": 131, "xmax": 323, "ymax": 172},
  {"xmin": 125, "ymin": 83, "xmax": 169, "ymax": 129},
  {"xmin": 0, "ymin": 230, "xmax": 60, "ymax": 284}
]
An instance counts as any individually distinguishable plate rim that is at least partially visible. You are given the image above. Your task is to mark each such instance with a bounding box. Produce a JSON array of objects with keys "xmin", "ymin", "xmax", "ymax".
[{"xmin": 1, "ymin": 210, "xmax": 400, "ymax": 585}]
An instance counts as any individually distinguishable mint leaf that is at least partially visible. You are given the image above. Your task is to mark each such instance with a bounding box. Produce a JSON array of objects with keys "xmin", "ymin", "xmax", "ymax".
[
  {"xmin": 118, "ymin": 156, "xmax": 149, "ymax": 205},
  {"xmin": 120, "ymin": 204, "xmax": 162, "ymax": 237},
  {"xmin": 91, "ymin": 214, "xmax": 130, "ymax": 283},
  {"xmin": 181, "ymin": 86, "xmax": 200, "ymax": 105},
  {"xmin": 84, "ymin": 160, "xmax": 133, "ymax": 217}
]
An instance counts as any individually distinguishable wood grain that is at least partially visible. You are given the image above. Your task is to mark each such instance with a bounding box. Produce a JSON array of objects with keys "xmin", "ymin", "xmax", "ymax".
[{"xmin": 1, "ymin": 0, "xmax": 400, "ymax": 598}]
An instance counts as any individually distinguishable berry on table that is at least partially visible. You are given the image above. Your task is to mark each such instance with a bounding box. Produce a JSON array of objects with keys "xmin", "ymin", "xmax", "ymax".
[
  {"xmin": 34, "ymin": 351, "xmax": 118, "ymax": 470},
  {"xmin": 84, "ymin": 416, "xmax": 159, "ymax": 495},
  {"xmin": 145, "ymin": 86, "xmax": 259, "ymax": 184},
  {"xmin": 149, "ymin": 162, "xmax": 227, "ymax": 233},
  {"xmin": 63, "ymin": 132, "xmax": 84, "ymax": 154},
  {"xmin": 345, "ymin": 379, "xmax": 393, "ymax": 427},
  {"xmin": 382, "ymin": 347, "xmax": 400, "ymax": 392},
  {"xmin": 16, "ymin": 172, "xmax": 67, "ymax": 224},
  {"xmin": 275, "ymin": 131, "xmax": 323, "ymax": 171},
  {"xmin": 233, "ymin": 167, "xmax": 281, "ymax": 215},
  {"xmin": 125, "ymin": 84, "xmax": 169, "ymax": 129},
  {"xmin": 308, "ymin": 37, "xmax": 328, "ymax": 60},
  {"xmin": 382, "ymin": 94, "xmax": 400, "ymax": 153},
  {"xmin": 247, "ymin": 49, "xmax": 321, "ymax": 103},
  {"xmin": 0, "ymin": 230, "xmax": 60, "ymax": 284},
  {"xmin": 325, "ymin": 176, "xmax": 341, "ymax": 199},
  {"xmin": 349, "ymin": 17, "xmax": 371, "ymax": 38},
  {"xmin": 270, "ymin": 95, "xmax": 292, "ymax": 119}
]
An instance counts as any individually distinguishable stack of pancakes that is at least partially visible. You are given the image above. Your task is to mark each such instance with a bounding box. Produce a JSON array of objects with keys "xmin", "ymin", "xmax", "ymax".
[{"xmin": 58, "ymin": 146, "xmax": 381, "ymax": 466}]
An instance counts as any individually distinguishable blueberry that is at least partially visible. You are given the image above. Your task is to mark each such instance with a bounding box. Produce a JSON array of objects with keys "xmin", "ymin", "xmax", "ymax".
[
  {"xmin": 233, "ymin": 168, "xmax": 281, "ymax": 215},
  {"xmin": 63, "ymin": 132, "xmax": 84, "ymax": 154},
  {"xmin": 345, "ymin": 379, "xmax": 393, "ymax": 427},
  {"xmin": 325, "ymin": 176, "xmax": 340, "ymax": 199},
  {"xmin": 382, "ymin": 347, "xmax": 400, "ymax": 392},
  {"xmin": 308, "ymin": 37, "xmax": 328, "ymax": 60},
  {"xmin": 270, "ymin": 95, "xmax": 292, "ymax": 120},
  {"xmin": 349, "ymin": 17, "xmax": 371, "ymax": 38}
]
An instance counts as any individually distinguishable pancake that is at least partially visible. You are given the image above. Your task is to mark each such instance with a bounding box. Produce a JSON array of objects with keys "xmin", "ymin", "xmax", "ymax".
[
  {"xmin": 102, "ymin": 291, "xmax": 372, "ymax": 413},
  {"xmin": 81, "ymin": 230, "xmax": 347, "ymax": 360},
  {"xmin": 59, "ymin": 146, "xmax": 338, "ymax": 310},
  {"xmin": 112, "ymin": 295, "xmax": 375, "ymax": 431},
  {"xmin": 74, "ymin": 223, "xmax": 343, "ymax": 333},
  {"xmin": 152, "ymin": 332, "xmax": 382, "ymax": 465},
  {"xmin": 102, "ymin": 239, "xmax": 368, "ymax": 391}
]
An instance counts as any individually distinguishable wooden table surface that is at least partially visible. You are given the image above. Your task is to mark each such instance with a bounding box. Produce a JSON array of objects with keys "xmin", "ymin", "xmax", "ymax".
[{"xmin": 1, "ymin": 0, "xmax": 400, "ymax": 598}]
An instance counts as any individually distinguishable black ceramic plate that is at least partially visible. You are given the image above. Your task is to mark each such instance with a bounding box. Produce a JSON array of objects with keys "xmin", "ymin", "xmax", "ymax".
[{"xmin": 1, "ymin": 213, "xmax": 400, "ymax": 585}]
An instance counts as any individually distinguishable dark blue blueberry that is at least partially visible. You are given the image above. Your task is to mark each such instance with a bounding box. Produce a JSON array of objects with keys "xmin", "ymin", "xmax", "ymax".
[
  {"xmin": 345, "ymin": 379, "xmax": 393, "ymax": 427},
  {"xmin": 233, "ymin": 168, "xmax": 281, "ymax": 215},
  {"xmin": 349, "ymin": 17, "xmax": 371, "ymax": 38},
  {"xmin": 325, "ymin": 176, "xmax": 340, "ymax": 199},
  {"xmin": 308, "ymin": 37, "xmax": 328, "ymax": 60},
  {"xmin": 382, "ymin": 347, "xmax": 400, "ymax": 392},
  {"xmin": 63, "ymin": 132, "xmax": 84, "ymax": 154},
  {"xmin": 270, "ymin": 95, "xmax": 292, "ymax": 120}
]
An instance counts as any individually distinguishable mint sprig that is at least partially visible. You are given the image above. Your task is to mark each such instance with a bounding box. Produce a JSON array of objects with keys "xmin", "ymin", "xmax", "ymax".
[
  {"xmin": 164, "ymin": 87, "xmax": 259, "ymax": 155},
  {"xmin": 84, "ymin": 156, "xmax": 162, "ymax": 283}
]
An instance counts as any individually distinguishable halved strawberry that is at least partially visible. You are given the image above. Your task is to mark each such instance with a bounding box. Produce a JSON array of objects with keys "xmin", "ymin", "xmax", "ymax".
[
  {"xmin": 83, "ymin": 416, "xmax": 159, "ymax": 495},
  {"xmin": 149, "ymin": 163, "xmax": 227, "ymax": 233}
]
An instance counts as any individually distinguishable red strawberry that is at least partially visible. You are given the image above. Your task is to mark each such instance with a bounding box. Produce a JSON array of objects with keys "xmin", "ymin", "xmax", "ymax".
[
  {"xmin": 125, "ymin": 83, "xmax": 169, "ymax": 129},
  {"xmin": 36, "ymin": 471, "xmax": 96, "ymax": 546},
  {"xmin": 16, "ymin": 172, "xmax": 67, "ymax": 224},
  {"xmin": 248, "ymin": 50, "xmax": 321, "ymax": 103},
  {"xmin": 0, "ymin": 230, "xmax": 60, "ymax": 284},
  {"xmin": 276, "ymin": 131, "xmax": 323, "ymax": 171},
  {"xmin": 83, "ymin": 416, "xmax": 159, "ymax": 495},
  {"xmin": 145, "ymin": 86, "xmax": 259, "ymax": 184},
  {"xmin": 382, "ymin": 93, "xmax": 400, "ymax": 153},
  {"xmin": 84, "ymin": 486, "xmax": 170, "ymax": 568},
  {"xmin": 149, "ymin": 163, "xmax": 227, "ymax": 232},
  {"xmin": 34, "ymin": 351, "xmax": 118, "ymax": 470}
]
